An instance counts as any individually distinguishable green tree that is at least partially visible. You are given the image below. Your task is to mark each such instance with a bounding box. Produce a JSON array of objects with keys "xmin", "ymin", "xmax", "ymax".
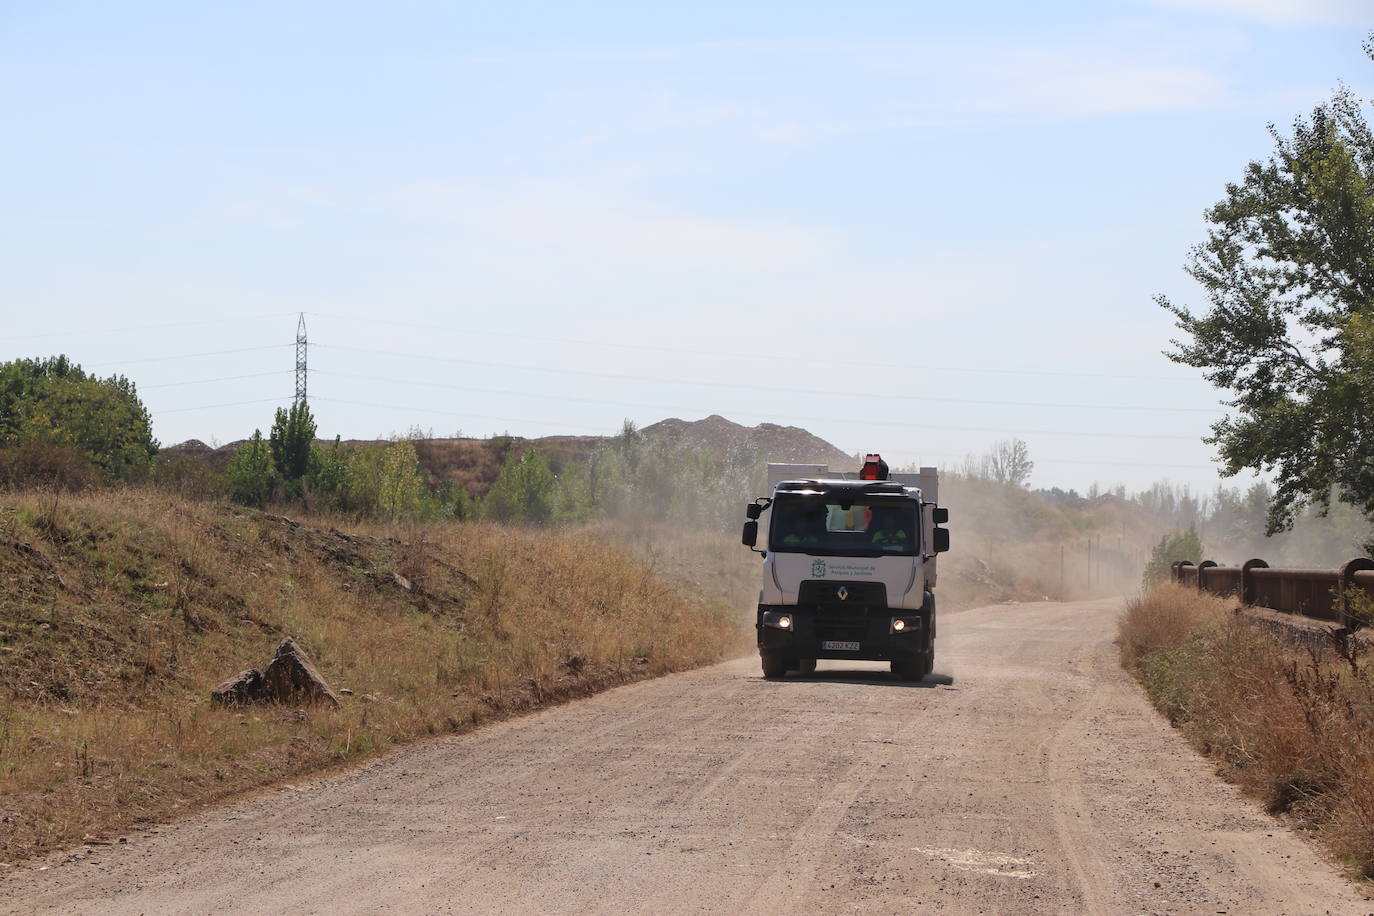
[
  {"xmin": 0, "ymin": 355, "xmax": 157, "ymax": 480},
  {"xmin": 226, "ymin": 430, "xmax": 275, "ymax": 507},
  {"xmin": 1142, "ymin": 528, "xmax": 1204, "ymax": 587},
  {"xmin": 1160, "ymin": 42, "xmax": 1374, "ymax": 541},
  {"xmin": 337, "ymin": 439, "xmax": 428, "ymax": 519},
  {"xmin": 434, "ymin": 478, "xmax": 472, "ymax": 520},
  {"xmin": 483, "ymin": 446, "xmax": 556, "ymax": 524},
  {"xmin": 309, "ymin": 436, "xmax": 350, "ymax": 506},
  {"xmin": 269, "ymin": 402, "xmax": 317, "ymax": 489},
  {"xmin": 376, "ymin": 438, "xmax": 426, "ymax": 519}
]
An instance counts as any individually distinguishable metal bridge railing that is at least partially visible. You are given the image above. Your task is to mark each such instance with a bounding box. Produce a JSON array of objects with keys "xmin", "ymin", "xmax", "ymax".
[{"xmin": 1170, "ymin": 558, "xmax": 1374, "ymax": 628}]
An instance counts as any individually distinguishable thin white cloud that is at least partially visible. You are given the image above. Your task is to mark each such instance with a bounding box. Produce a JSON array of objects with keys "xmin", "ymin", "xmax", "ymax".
[
  {"xmin": 216, "ymin": 200, "xmax": 299, "ymax": 231},
  {"xmin": 548, "ymin": 31, "xmax": 1238, "ymax": 165},
  {"xmin": 376, "ymin": 179, "xmax": 827, "ymax": 269},
  {"xmin": 979, "ymin": 52, "xmax": 1228, "ymax": 116},
  {"xmin": 1147, "ymin": 0, "xmax": 1371, "ymax": 26},
  {"xmin": 365, "ymin": 177, "xmax": 1017, "ymax": 333}
]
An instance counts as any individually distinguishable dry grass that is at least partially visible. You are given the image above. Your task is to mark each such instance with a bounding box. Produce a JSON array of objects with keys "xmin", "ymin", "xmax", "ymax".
[
  {"xmin": 1121, "ymin": 584, "xmax": 1374, "ymax": 879},
  {"xmin": 0, "ymin": 488, "xmax": 752, "ymax": 861}
]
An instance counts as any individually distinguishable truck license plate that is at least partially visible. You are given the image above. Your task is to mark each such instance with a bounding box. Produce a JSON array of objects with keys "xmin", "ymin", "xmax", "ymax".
[{"xmin": 822, "ymin": 640, "xmax": 860, "ymax": 651}]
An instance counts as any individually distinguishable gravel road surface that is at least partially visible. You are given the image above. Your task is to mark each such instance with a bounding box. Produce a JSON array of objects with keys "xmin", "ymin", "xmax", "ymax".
[{"xmin": 3, "ymin": 597, "xmax": 1370, "ymax": 915}]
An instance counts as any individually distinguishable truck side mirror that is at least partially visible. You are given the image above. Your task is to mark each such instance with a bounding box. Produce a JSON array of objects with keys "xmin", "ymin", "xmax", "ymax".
[
  {"xmin": 932, "ymin": 507, "xmax": 949, "ymax": 525},
  {"xmin": 746, "ymin": 503, "xmax": 763, "ymax": 520},
  {"xmin": 933, "ymin": 527, "xmax": 950, "ymax": 553},
  {"xmin": 742, "ymin": 520, "xmax": 759, "ymax": 547}
]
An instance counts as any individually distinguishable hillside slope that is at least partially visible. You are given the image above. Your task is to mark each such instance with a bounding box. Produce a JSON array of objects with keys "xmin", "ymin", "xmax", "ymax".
[{"xmin": 0, "ymin": 490, "xmax": 750, "ymax": 860}]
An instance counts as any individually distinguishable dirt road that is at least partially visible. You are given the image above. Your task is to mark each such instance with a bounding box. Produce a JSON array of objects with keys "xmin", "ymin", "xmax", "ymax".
[{"xmin": 3, "ymin": 598, "xmax": 1370, "ymax": 914}]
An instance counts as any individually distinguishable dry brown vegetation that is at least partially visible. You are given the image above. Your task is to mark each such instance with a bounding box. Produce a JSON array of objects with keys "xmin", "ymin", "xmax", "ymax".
[
  {"xmin": 1120, "ymin": 583, "xmax": 1374, "ymax": 878},
  {"xmin": 0, "ymin": 488, "xmax": 753, "ymax": 862}
]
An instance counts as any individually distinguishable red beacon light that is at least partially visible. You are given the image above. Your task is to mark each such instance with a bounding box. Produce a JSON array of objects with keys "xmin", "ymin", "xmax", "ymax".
[{"xmin": 860, "ymin": 453, "xmax": 889, "ymax": 480}]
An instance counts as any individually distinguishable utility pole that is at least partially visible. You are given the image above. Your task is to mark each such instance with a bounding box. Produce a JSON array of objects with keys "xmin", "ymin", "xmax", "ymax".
[{"xmin": 295, "ymin": 313, "xmax": 308, "ymax": 406}]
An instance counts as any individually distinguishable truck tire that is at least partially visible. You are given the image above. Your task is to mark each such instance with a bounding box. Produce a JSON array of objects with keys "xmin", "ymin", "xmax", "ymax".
[
  {"xmin": 920, "ymin": 648, "xmax": 934, "ymax": 679},
  {"xmin": 760, "ymin": 651, "xmax": 788, "ymax": 679},
  {"xmin": 797, "ymin": 658, "xmax": 817, "ymax": 675}
]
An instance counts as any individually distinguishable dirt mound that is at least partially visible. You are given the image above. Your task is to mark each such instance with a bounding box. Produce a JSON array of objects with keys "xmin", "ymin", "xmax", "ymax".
[
  {"xmin": 164, "ymin": 416, "xmax": 855, "ymax": 495},
  {"xmin": 642, "ymin": 415, "xmax": 853, "ymax": 467}
]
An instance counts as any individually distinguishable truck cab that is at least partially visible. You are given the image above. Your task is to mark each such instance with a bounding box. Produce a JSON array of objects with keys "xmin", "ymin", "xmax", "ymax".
[{"xmin": 741, "ymin": 455, "xmax": 950, "ymax": 681}]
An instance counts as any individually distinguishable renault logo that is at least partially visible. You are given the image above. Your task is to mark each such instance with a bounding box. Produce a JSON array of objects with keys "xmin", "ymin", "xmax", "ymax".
[{"xmin": 836, "ymin": 586, "xmax": 849, "ymax": 601}]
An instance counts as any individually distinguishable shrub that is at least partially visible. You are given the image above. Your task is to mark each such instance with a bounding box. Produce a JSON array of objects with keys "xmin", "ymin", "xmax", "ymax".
[
  {"xmin": 269, "ymin": 402, "xmax": 316, "ymax": 492},
  {"xmin": 1121, "ymin": 584, "xmax": 1374, "ymax": 878},
  {"xmin": 0, "ymin": 355, "xmax": 157, "ymax": 481},
  {"xmin": 1142, "ymin": 528, "xmax": 1203, "ymax": 587},
  {"xmin": 483, "ymin": 446, "xmax": 556, "ymax": 524},
  {"xmin": 0, "ymin": 439, "xmax": 99, "ymax": 492},
  {"xmin": 150, "ymin": 451, "xmax": 224, "ymax": 499},
  {"xmin": 226, "ymin": 431, "xmax": 275, "ymax": 507},
  {"xmin": 341, "ymin": 439, "xmax": 429, "ymax": 520}
]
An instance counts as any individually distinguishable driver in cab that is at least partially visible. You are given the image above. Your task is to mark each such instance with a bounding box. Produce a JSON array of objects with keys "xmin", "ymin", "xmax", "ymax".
[
  {"xmin": 868, "ymin": 506, "xmax": 912, "ymax": 551},
  {"xmin": 779, "ymin": 509, "xmax": 824, "ymax": 547}
]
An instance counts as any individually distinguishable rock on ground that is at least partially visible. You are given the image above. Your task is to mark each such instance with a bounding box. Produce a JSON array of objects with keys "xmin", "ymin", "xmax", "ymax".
[
  {"xmin": 262, "ymin": 637, "xmax": 341, "ymax": 707},
  {"xmin": 210, "ymin": 669, "xmax": 266, "ymax": 707}
]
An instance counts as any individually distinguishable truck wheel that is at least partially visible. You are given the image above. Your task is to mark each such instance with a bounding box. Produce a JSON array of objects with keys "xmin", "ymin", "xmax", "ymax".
[
  {"xmin": 921, "ymin": 649, "xmax": 935, "ymax": 679},
  {"xmin": 797, "ymin": 658, "xmax": 817, "ymax": 675},
  {"xmin": 760, "ymin": 651, "xmax": 788, "ymax": 679}
]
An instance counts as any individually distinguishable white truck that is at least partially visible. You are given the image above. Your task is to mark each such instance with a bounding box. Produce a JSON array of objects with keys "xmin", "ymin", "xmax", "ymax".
[{"xmin": 741, "ymin": 454, "xmax": 950, "ymax": 680}]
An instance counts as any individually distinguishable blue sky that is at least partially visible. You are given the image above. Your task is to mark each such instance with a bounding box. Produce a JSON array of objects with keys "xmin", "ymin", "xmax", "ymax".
[{"xmin": 2, "ymin": 1, "xmax": 1371, "ymax": 493}]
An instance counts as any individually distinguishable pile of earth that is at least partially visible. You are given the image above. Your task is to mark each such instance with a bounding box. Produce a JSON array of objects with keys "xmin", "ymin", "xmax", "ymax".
[{"xmin": 160, "ymin": 415, "xmax": 855, "ymax": 497}]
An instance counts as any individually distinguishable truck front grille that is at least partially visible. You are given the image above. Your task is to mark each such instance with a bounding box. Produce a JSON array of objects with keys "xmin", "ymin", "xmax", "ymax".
[{"xmin": 798, "ymin": 580, "xmax": 887, "ymax": 609}]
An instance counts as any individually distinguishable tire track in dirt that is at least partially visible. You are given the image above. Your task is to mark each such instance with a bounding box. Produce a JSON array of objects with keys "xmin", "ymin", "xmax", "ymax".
[{"xmin": 2, "ymin": 598, "xmax": 1370, "ymax": 915}]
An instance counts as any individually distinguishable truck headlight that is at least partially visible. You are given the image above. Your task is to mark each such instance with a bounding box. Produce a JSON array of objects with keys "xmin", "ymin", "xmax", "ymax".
[
  {"xmin": 762, "ymin": 611, "xmax": 794, "ymax": 631},
  {"xmin": 890, "ymin": 617, "xmax": 920, "ymax": 634}
]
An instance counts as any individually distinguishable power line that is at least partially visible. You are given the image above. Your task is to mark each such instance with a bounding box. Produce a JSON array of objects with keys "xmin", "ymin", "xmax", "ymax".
[
  {"xmin": 140, "ymin": 370, "xmax": 292, "ymax": 389},
  {"xmin": 308, "ymin": 310, "xmax": 1200, "ymax": 384},
  {"xmin": 900, "ymin": 451, "xmax": 1221, "ymax": 471},
  {"xmin": 313, "ymin": 388, "xmax": 1197, "ymax": 442},
  {"xmin": 0, "ymin": 312, "xmax": 298, "ymax": 343},
  {"xmin": 310, "ymin": 368, "xmax": 1206, "ymax": 440},
  {"xmin": 88, "ymin": 344, "xmax": 293, "ymax": 368},
  {"xmin": 313, "ymin": 344, "xmax": 1225, "ymax": 416},
  {"xmin": 149, "ymin": 396, "xmax": 292, "ymax": 415},
  {"xmin": 311, "ymin": 396, "xmax": 610, "ymax": 433}
]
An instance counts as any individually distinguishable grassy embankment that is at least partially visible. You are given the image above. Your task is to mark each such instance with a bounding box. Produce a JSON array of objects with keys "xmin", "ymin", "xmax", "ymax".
[
  {"xmin": 1120, "ymin": 583, "xmax": 1374, "ymax": 878},
  {"xmin": 0, "ymin": 488, "xmax": 753, "ymax": 862}
]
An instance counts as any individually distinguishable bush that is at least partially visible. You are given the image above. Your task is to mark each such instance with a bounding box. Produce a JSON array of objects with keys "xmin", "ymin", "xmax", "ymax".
[
  {"xmin": 150, "ymin": 451, "xmax": 224, "ymax": 500},
  {"xmin": 269, "ymin": 402, "xmax": 316, "ymax": 493},
  {"xmin": 0, "ymin": 439, "xmax": 99, "ymax": 492},
  {"xmin": 1121, "ymin": 584, "xmax": 1374, "ymax": 878},
  {"xmin": 226, "ymin": 431, "xmax": 275, "ymax": 507},
  {"xmin": 340, "ymin": 439, "xmax": 429, "ymax": 520},
  {"xmin": 0, "ymin": 355, "xmax": 157, "ymax": 481},
  {"xmin": 308, "ymin": 436, "xmax": 349, "ymax": 507},
  {"xmin": 1142, "ymin": 528, "xmax": 1203, "ymax": 587},
  {"xmin": 483, "ymin": 446, "xmax": 556, "ymax": 524}
]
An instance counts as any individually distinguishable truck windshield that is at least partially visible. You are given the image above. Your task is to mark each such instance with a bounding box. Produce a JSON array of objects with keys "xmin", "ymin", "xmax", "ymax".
[{"xmin": 769, "ymin": 495, "xmax": 920, "ymax": 556}]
